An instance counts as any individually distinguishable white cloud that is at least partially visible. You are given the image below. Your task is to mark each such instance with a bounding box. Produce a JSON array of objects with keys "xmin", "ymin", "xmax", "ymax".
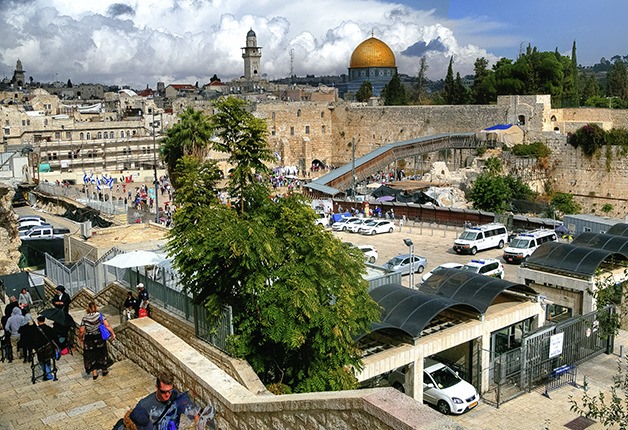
[{"xmin": 0, "ymin": 0, "xmax": 499, "ymax": 87}]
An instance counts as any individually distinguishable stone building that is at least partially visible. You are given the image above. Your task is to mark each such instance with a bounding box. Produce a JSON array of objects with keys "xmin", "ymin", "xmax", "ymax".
[
  {"xmin": 241, "ymin": 29, "xmax": 262, "ymax": 81},
  {"xmin": 11, "ymin": 59, "xmax": 26, "ymax": 89}
]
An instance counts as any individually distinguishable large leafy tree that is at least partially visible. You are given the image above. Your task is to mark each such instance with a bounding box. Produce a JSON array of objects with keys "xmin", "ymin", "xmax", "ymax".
[
  {"xmin": 443, "ymin": 56, "xmax": 455, "ymax": 104},
  {"xmin": 472, "ymin": 57, "xmax": 496, "ymax": 104},
  {"xmin": 166, "ymin": 96, "xmax": 380, "ymax": 393},
  {"xmin": 161, "ymin": 107, "xmax": 214, "ymax": 188},
  {"xmin": 607, "ymin": 59, "xmax": 628, "ymax": 100}
]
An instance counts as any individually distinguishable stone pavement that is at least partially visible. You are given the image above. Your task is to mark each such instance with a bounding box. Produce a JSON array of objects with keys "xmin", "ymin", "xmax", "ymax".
[{"xmin": 0, "ymin": 346, "xmax": 155, "ymax": 429}]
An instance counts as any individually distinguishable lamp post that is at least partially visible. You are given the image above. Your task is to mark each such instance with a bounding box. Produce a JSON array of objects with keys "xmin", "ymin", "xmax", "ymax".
[
  {"xmin": 351, "ymin": 137, "xmax": 356, "ymax": 199},
  {"xmin": 152, "ymin": 112, "xmax": 159, "ymax": 223},
  {"xmin": 404, "ymin": 238, "xmax": 415, "ymax": 289}
]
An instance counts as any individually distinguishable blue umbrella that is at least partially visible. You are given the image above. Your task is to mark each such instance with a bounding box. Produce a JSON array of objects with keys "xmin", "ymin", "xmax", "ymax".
[{"xmin": 376, "ymin": 195, "xmax": 395, "ymax": 202}]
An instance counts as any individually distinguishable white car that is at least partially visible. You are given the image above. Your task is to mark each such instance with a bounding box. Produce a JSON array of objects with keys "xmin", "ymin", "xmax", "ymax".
[
  {"xmin": 388, "ymin": 359, "xmax": 479, "ymax": 415},
  {"xmin": 359, "ymin": 220, "xmax": 394, "ymax": 235},
  {"xmin": 460, "ymin": 258, "xmax": 505, "ymax": 279},
  {"xmin": 421, "ymin": 262, "xmax": 464, "ymax": 283},
  {"xmin": 347, "ymin": 218, "xmax": 374, "ymax": 233},
  {"xmin": 357, "ymin": 245, "xmax": 378, "ymax": 264},
  {"xmin": 331, "ymin": 217, "xmax": 361, "ymax": 232},
  {"xmin": 314, "ymin": 212, "xmax": 328, "ymax": 227}
]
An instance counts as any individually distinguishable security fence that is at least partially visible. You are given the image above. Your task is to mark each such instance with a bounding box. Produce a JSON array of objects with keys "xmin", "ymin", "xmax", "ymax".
[{"xmin": 480, "ymin": 309, "xmax": 610, "ymax": 408}]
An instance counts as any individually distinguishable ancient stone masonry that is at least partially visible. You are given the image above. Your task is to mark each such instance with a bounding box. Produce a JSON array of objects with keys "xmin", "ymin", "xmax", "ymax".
[{"xmin": 0, "ymin": 182, "xmax": 21, "ymax": 274}]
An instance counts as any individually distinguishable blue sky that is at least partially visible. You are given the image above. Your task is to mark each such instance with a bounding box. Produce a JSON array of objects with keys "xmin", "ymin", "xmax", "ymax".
[{"xmin": 0, "ymin": 0, "xmax": 624, "ymax": 88}]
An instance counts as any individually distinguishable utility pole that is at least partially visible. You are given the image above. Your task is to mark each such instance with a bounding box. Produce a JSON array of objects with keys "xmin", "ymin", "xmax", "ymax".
[
  {"xmin": 351, "ymin": 137, "xmax": 356, "ymax": 199},
  {"xmin": 152, "ymin": 111, "xmax": 159, "ymax": 223}
]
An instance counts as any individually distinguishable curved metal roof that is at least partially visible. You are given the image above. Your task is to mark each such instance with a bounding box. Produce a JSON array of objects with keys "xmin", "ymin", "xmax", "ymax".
[
  {"xmin": 572, "ymin": 232, "xmax": 628, "ymax": 253},
  {"xmin": 419, "ymin": 269, "xmax": 537, "ymax": 313},
  {"xmin": 369, "ymin": 284, "xmax": 480, "ymax": 339},
  {"xmin": 525, "ymin": 242, "xmax": 628, "ymax": 278},
  {"xmin": 607, "ymin": 223, "xmax": 628, "ymax": 237}
]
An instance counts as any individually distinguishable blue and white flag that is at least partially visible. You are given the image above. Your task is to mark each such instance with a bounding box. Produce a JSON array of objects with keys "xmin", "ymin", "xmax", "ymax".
[
  {"xmin": 107, "ymin": 176, "xmax": 115, "ymax": 189},
  {"xmin": 83, "ymin": 173, "xmax": 89, "ymax": 184},
  {"xmin": 96, "ymin": 178, "xmax": 101, "ymax": 191}
]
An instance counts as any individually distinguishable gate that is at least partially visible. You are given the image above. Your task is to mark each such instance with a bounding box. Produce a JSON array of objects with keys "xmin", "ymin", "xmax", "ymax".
[{"xmin": 480, "ymin": 310, "xmax": 610, "ymax": 408}]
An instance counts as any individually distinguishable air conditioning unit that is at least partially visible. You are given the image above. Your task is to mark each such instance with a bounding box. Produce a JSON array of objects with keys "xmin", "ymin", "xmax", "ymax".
[{"xmin": 80, "ymin": 221, "xmax": 92, "ymax": 239}]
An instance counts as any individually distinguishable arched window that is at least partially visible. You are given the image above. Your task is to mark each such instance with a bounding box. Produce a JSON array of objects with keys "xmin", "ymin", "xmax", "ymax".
[
  {"xmin": 550, "ymin": 115, "xmax": 557, "ymax": 122},
  {"xmin": 271, "ymin": 112, "xmax": 275, "ymax": 120},
  {"xmin": 86, "ymin": 132, "xmax": 91, "ymax": 140},
  {"xmin": 518, "ymin": 115, "xmax": 526, "ymax": 126},
  {"xmin": 79, "ymin": 132, "xmax": 84, "ymax": 140},
  {"xmin": 320, "ymin": 111, "xmax": 324, "ymax": 118},
  {"xmin": 103, "ymin": 132, "xmax": 108, "ymax": 139},
  {"xmin": 296, "ymin": 109, "xmax": 301, "ymax": 117}
]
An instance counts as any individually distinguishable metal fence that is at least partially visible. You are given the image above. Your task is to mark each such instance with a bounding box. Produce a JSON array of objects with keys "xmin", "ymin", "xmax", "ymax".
[
  {"xmin": 481, "ymin": 309, "xmax": 610, "ymax": 407},
  {"xmin": 37, "ymin": 182, "xmax": 127, "ymax": 215}
]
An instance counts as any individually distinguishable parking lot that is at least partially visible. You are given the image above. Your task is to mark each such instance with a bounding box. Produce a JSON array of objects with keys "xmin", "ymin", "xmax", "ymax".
[{"xmin": 331, "ymin": 221, "xmax": 520, "ymax": 287}]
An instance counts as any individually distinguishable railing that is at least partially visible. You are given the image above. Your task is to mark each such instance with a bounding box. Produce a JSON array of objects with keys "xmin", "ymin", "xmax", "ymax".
[{"xmin": 37, "ymin": 182, "xmax": 127, "ymax": 215}]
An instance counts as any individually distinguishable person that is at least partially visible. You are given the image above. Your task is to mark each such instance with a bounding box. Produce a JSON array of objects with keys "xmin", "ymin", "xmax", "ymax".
[
  {"xmin": 123, "ymin": 291, "xmax": 139, "ymax": 320},
  {"xmin": 4, "ymin": 295, "xmax": 19, "ymax": 318},
  {"xmin": 17, "ymin": 313, "xmax": 33, "ymax": 362},
  {"xmin": 127, "ymin": 372, "xmax": 200, "ymax": 430},
  {"xmin": 32, "ymin": 315, "xmax": 59, "ymax": 380},
  {"xmin": 78, "ymin": 301, "xmax": 115, "ymax": 380},
  {"xmin": 4, "ymin": 307, "xmax": 24, "ymax": 362},
  {"xmin": 137, "ymin": 284, "xmax": 150, "ymax": 317},
  {"xmin": 18, "ymin": 288, "xmax": 33, "ymax": 314},
  {"xmin": 51, "ymin": 285, "xmax": 71, "ymax": 313}
]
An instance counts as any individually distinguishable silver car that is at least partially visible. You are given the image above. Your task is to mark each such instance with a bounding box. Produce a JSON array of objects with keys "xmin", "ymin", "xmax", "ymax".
[{"xmin": 383, "ymin": 254, "xmax": 428, "ymax": 274}]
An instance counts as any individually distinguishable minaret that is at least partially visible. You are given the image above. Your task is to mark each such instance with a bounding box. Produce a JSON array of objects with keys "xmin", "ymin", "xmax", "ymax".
[
  {"xmin": 241, "ymin": 29, "xmax": 262, "ymax": 81},
  {"xmin": 12, "ymin": 59, "xmax": 25, "ymax": 88}
]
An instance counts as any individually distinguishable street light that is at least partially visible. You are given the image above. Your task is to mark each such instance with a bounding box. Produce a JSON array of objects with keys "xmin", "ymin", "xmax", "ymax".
[
  {"xmin": 152, "ymin": 111, "xmax": 159, "ymax": 223},
  {"xmin": 404, "ymin": 238, "xmax": 415, "ymax": 289}
]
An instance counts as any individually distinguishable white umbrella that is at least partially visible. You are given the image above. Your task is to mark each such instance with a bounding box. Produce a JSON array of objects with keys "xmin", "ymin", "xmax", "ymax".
[{"xmin": 103, "ymin": 250, "xmax": 166, "ymax": 269}]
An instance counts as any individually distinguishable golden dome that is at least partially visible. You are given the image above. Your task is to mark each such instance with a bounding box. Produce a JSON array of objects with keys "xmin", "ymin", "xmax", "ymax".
[{"xmin": 349, "ymin": 37, "xmax": 396, "ymax": 69}]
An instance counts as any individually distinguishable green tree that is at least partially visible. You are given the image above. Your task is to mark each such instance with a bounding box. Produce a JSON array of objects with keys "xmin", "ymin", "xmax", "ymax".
[
  {"xmin": 453, "ymin": 72, "xmax": 470, "ymax": 104},
  {"xmin": 411, "ymin": 56, "xmax": 429, "ymax": 104},
  {"xmin": 161, "ymin": 107, "xmax": 214, "ymax": 188},
  {"xmin": 443, "ymin": 56, "xmax": 455, "ymax": 104},
  {"xmin": 166, "ymin": 96, "xmax": 380, "ymax": 393},
  {"xmin": 580, "ymin": 73, "xmax": 601, "ymax": 104},
  {"xmin": 504, "ymin": 175, "xmax": 537, "ymax": 200},
  {"xmin": 468, "ymin": 173, "xmax": 512, "ymax": 213},
  {"xmin": 607, "ymin": 59, "xmax": 628, "ymax": 100},
  {"xmin": 551, "ymin": 192, "xmax": 581, "ymax": 214},
  {"xmin": 209, "ymin": 97, "xmax": 273, "ymax": 213},
  {"xmin": 472, "ymin": 57, "xmax": 496, "ymax": 104},
  {"xmin": 381, "ymin": 72, "xmax": 407, "ymax": 105},
  {"xmin": 356, "ymin": 80, "xmax": 373, "ymax": 102}
]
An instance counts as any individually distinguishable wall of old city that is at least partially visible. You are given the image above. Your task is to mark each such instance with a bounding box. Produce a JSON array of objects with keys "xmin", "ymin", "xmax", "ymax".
[
  {"xmin": 0, "ymin": 181, "xmax": 21, "ymax": 274},
  {"xmin": 328, "ymin": 104, "xmax": 508, "ymax": 166},
  {"xmin": 254, "ymin": 102, "xmax": 336, "ymax": 170}
]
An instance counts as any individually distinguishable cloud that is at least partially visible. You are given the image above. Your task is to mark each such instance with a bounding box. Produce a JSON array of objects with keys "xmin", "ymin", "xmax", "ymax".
[{"xmin": 0, "ymin": 0, "xmax": 499, "ymax": 87}]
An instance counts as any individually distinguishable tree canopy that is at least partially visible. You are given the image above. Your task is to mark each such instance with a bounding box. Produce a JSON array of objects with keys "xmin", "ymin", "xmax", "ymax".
[{"xmin": 165, "ymin": 97, "xmax": 380, "ymax": 393}]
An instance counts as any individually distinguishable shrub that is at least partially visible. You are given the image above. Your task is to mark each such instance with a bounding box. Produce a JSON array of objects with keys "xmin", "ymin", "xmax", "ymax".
[
  {"xmin": 568, "ymin": 123, "xmax": 606, "ymax": 157},
  {"xmin": 512, "ymin": 141, "xmax": 551, "ymax": 158}
]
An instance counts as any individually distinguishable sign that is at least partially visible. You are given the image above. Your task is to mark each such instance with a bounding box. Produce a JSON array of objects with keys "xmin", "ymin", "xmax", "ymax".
[{"xmin": 548, "ymin": 332, "xmax": 564, "ymax": 359}]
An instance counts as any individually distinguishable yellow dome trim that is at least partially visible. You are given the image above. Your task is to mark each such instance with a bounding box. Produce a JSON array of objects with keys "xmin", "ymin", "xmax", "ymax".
[{"xmin": 349, "ymin": 37, "xmax": 396, "ymax": 69}]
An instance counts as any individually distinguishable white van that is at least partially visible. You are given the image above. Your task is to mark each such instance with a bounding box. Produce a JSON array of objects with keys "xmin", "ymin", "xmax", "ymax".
[
  {"xmin": 453, "ymin": 223, "xmax": 508, "ymax": 255},
  {"xmin": 502, "ymin": 229, "xmax": 557, "ymax": 264}
]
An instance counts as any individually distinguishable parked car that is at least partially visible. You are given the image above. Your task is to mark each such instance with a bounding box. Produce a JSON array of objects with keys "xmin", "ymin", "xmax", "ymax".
[
  {"xmin": 331, "ymin": 217, "xmax": 361, "ymax": 231},
  {"xmin": 383, "ymin": 254, "xmax": 428, "ymax": 274},
  {"xmin": 18, "ymin": 219, "xmax": 50, "ymax": 232},
  {"xmin": 388, "ymin": 359, "xmax": 479, "ymax": 415},
  {"xmin": 347, "ymin": 218, "xmax": 374, "ymax": 233},
  {"xmin": 18, "ymin": 222, "xmax": 52, "ymax": 233},
  {"xmin": 360, "ymin": 220, "xmax": 394, "ymax": 235},
  {"xmin": 314, "ymin": 212, "xmax": 328, "ymax": 227},
  {"xmin": 20, "ymin": 226, "xmax": 71, "ymax": 240},
  {"xmin": 18, "ymin": 215, "xmax": 46, "ymax": 223},
  {"xmin": 421, "ymin": 262, "xmax": 464, "ymax": 283},
  {"xmin": 357, "ymin": 245, "xmax": 378, "ymax": 263},
  {"xmin": 460, "ymin": 258, "xmax": 505, "ymax": 279}
]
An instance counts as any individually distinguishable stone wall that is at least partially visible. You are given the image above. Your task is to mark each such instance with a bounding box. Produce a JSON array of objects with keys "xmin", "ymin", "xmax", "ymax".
[
  {"xmin": 0, "ymin": 182, "xmax": 22, "ymax": 275},
  {"xmin": 112, "ymin": 318, "xmax": 462, "ymax": 430}
]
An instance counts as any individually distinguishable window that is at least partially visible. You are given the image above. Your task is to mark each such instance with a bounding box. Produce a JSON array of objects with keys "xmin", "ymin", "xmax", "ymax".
[
  {"xmin": 518, "ymin": 115, "xmax": 526, "ymax": 126},
  {"xmin": 305, "ymin": 125, "xmax": 310, "ymax": 134},
  {"xmin": 321, "ymin": 125, "xmax": 326, "ymax": 134},
  {"xmin": 104, "ymin": 132, "xmax": 108, "ymax": 139},
  {"xmin": 4, "ymin": 127, "xmax": 10, "ymax": 135},
  {"xmin": 271, "ymin": 126, "xmax": 276, "ymax": 136},
  {"xmin": 79, "ymin": 132, "xmax": 84, "ymax": 140},
  {"xmin": 97, "ymin": 132, "xmax": 102, "ymax": 139},
  {"xmin": 321, "ymin": 111, "xmax": 324, "ymax": 118},
  {"xmin": 54, "ymin": 131, "xmax": 61, "ymax": 139},
  {"xmin": 86, "ymin": 132, "xmax": 91, "ymax": 140},
  {"xmin": 271, "ymin": 112, "xmax": 275, "ymax": 120},
  {"xmin": 296, "ymin": 109, "xmax": 301, "ymax": 117},
  {"xmin": 66, "ymin": 132, "xmax": 71, "ymax": 139},
  {"xmin": 290, "ymin": 126, "xmax": 294, "ymax": 136}
]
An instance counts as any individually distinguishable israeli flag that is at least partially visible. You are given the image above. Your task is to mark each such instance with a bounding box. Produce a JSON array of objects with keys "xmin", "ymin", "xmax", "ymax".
[
  {"xmin": 96, "ymin": 178, "xmax": 101, "ymax": 191},
  {"xmin": 107, "ymin": 176, "xmax": 115, "ymax": 189},
  {"xmin": 83, "ymin": 173, "xmax": 88, "ymax": 184}
]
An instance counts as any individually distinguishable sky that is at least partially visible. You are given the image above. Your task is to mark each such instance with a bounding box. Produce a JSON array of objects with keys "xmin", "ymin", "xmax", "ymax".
[{"xmin": 0, "ymin": 0, "xmax": 626, "ymax": 89}]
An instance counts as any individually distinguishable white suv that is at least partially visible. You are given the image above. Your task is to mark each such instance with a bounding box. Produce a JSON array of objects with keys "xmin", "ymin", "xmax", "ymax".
[{"xmin": 460, "ymin": 258, "xmax": 505, "ymax": 279}]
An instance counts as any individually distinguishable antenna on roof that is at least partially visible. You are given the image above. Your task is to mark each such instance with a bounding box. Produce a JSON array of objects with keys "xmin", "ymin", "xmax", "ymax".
[{"xmin": 371, "ymin": 29, "xmax": 374, "ymax": 37}]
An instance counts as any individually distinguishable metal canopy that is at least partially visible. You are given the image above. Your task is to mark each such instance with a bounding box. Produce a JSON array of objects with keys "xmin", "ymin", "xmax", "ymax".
[
  {"xmin": 572, "ymin": 232, "xmax": 628, "ymax": 253},
  {"xmin": 369, "ymin": 284, "xmax": 480, "ymax": 339},
  {"xmin": 419, "ymin": 269, "xmax": 537, "ymax": 313},
  {"xmin": 525, "ymin": 242, "xmax": 628, "ymax": 278},
  {"xmin": 607, "ymin": 223, "xmax": 628, "ymax": 237}
]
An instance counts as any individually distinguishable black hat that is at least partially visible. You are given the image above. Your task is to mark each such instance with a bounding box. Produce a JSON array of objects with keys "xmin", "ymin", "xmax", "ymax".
[
  {"xmin": 37, "ymin": 315, "xmax": 45, "ymax": 323},
  {"xmin": 56, "ymin": 285, "xmax": 66, "ymax": 292}
]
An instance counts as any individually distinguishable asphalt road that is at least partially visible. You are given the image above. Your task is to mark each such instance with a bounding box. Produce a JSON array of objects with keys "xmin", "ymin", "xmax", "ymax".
[
  {"xmin": 14, "ymin": 205, "xmax": 82, "ymax": 234},
  {"xmin": 331, "ymin": 222, "xmax": 520, "ymax": 287}
]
